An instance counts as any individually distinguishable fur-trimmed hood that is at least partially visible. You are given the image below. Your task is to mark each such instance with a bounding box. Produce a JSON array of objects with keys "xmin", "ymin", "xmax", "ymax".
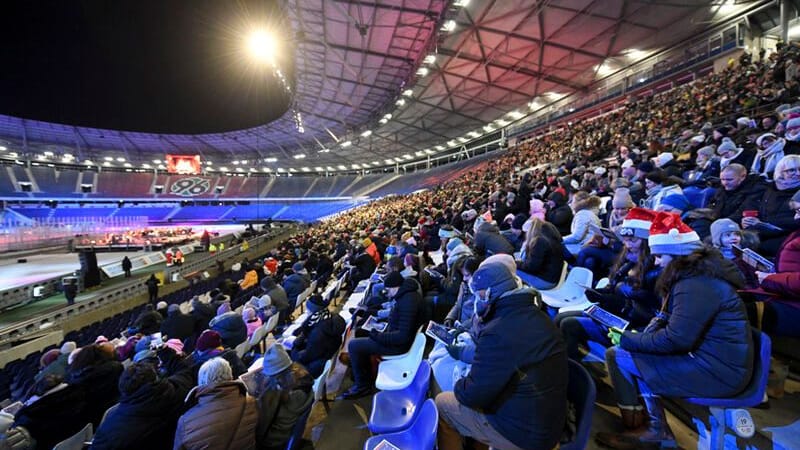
[{"xmin": 572, "ymin": 195, "xmax": 602, "ymax": 213}]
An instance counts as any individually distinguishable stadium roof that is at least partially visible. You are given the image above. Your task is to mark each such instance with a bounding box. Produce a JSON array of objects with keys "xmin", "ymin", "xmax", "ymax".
[{"xmin": 0, "ymin": 0, "xmax": 775, "ymax": 172}]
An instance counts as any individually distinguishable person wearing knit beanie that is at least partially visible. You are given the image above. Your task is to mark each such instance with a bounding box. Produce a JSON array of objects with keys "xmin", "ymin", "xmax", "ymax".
[
  {"xmin": 469, "ymin": 258, "xmax": 519, "ymax": 303},
  {"xmin": 198, "ymin": 357, "xmax": 233, "ymax": 387},
  {"xmin": 658, "ymin": 194, "xmax": 692, "ymax": 214},
  {"xmin": 648, "ymin": 212, "xmax": 703, "ymax": 260},
  {"xmin": 262, "ymin": 342, "xmax": 292, "ymax": 376},
  {"xmin": 709, "ymin": 218, "xmax": 743, "ymax": 261},
  {"xmin": 195, "ymin": 330, "xmax": 222, "ymax": 352},
  {"xmin": 60, "ymin": 341, "xmax": 77, "ymax": 355}
]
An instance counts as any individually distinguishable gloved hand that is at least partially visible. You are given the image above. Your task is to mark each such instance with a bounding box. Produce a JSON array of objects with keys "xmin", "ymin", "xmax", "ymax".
[
  {"xmin": 607, "ymin": 327, "xmax": 623, "ymax": 346},
  {"xmin": 376, "ymin": 308, "xmax": 391, "ymax": 319},
  {"xmin": 445, "ymin": 342, "xmax": 465, "ymax": 361}
]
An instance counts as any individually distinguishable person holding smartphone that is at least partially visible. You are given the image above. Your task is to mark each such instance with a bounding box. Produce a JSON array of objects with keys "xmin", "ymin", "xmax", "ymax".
[{"xmin": 597, "ymin": 212, "xmax": 754, "ymax": 449}]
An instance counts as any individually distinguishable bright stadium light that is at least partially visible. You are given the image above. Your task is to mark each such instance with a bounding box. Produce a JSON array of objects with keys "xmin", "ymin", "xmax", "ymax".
[
  {"xmin": 247, "ymin": 29, "xmax": 277, "ymax": 64},
  {"xmin": 341, "ymin": 140, "xmax": 352, "ymax": 148},
  {"xmin": 361, "ymin": 130, "xmax": 372, "ymax": 137}
]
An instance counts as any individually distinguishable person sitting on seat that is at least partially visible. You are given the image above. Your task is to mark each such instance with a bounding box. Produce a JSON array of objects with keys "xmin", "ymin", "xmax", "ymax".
[
  {"xmin": 597, "ymin": 212, "xmax": 754, "ymax": 449},
  {"xmin": 559, "ymin": 207, "xmax": 661, "ymax": 361},
  {"xmin": 289, "ymin": 294, "xmax": 346, "ymax": 378},
  {"xmin": 435, "ymin": 257, "xmax": 567, "ymax": 450},
  {"xmin": 173, "ymin": 358, "xmax": 258, "ymax": 450},
  {"xmin": 339, "ymin": 271, "xmax": 422, "ymax": 399},
  {"xmin": 741, "ymin": 154, "xmax": 800, "ymax": 256},
  {"xmin": 92, "ymin": 346, "xmax": 193, "ymax": 450},
  {"xmin": 656, "ymin": 193, "xmax": 715, "ymax": 241},
  {"xmin": 563, "ymin": 191, "xmax": 602, "ymax": 256},
  {"xmin": 282, "ymin": 262, "xmax": 311, "ymax": 311},
  {"xmin": 516, "ymin": 219, "xmax": 565, "ymax": 290},
  {"xmin": 252, "ymin": 344, "xmax": 314, "ymax": 450}
]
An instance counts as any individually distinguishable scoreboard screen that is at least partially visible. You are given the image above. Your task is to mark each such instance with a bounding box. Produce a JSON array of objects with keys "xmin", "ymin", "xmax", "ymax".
[{"xmin": 166, "ymin": 154, "xmax": 201, "ymax": 174}]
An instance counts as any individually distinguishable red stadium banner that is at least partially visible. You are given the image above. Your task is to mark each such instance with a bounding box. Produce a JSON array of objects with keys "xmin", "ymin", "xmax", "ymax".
[{"xmin": 166, "ymin": 154, "xmax": 201, "ymax": 174}]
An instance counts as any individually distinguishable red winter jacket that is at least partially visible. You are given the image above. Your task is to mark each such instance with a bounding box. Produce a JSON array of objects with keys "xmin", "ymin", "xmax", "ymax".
[{"xmin": 761, "ymin": 229, "xmax": 800, "ymax": 308}]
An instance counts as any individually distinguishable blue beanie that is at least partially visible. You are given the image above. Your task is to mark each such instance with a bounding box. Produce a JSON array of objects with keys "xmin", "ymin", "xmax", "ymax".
[
  {"xmin": 469, "ymin": 260, "xmax": 517, "ymax": 300},
  {"xmin": 660, "ymin": 194, "xmax": 691, "ymax": 212},
  {"xmin": 446, "ymin": 237, "xmax": 463, "ymax": 252}
]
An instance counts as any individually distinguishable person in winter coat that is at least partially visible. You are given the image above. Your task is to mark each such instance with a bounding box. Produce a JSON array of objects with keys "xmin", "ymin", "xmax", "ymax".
[
  {"xmin": 516, "ymin": 219, "xmax": 565, "ymax": 289},
  {"xmin": 717, "ymin": 136, "xmax": 756, "ymax": 170},
  {"xmin": 339, "ymin": 271, "xmax": 423, "ymax": 399},
  {"xmin": 641, "ymin": 171, "xmax": 683, "ymax": 211},
  {"xmin": 749, "ymin": 190, "xmax": 800, "ymax": 339},
  {"xmin": 545, "ymin": 191, "xmax": 573, "ymax": 236},
  {"xmin": 190, "ymin": 330, "xmax": 247, "ymax": 378},
  {"xmin": 742, "ymin": 155, "xmax": 800, "ymax": 256},
  {"xmin": 121, "ymin": 256, "xmax": 133, "ymax": 278},
  {"xmin": 435, "ymin": 239, "xmax": 473, "ymax": 318},
  {"xmin": 10, "ymin": 345, "xmax": 122, "ymax": 450},
  {"xmin": 597, "ymin": 213, "xmax": 753, "ymax": 449},
  {"xmin": 239, "ymin": 268, "xmax": 259, "ymax": 290},
  {"xmin": 289, "ymin": 295, "xmax": 346, "ymax": 378},
  {"xmin": 92, "ymin": 347, "xmax": 193, "ymax": 450},
  {"xmin": 710, "ymin": 164, "xmax": 767, "ymax": 222},
  {"xmin": 260, "ymin": 277, "xmax": 290, "ymax": 315},
  {"xmin": 33, "ymin": 341, "xmax": 74, "ymax": 383},
  {"xmin": 435, "ymin": 258, "xmax": 567, "ymax": 450},
  {"xmin": 559, "ymin": 208, "xmax": 661, "ymax": 360},
  {"xmin": 281, "ymin": 263, "xmax": 311, "ymax": 322},
  {"xmin": 173, "ymin": 358, "xmax": 258, "ymax": 450},
  {"xmin": 160, "ymin": 304, "xmax": 195, "ymax": 342},
  {"xmin": 253, "ymin": 344, "xmax": 314, "ymax": 450},
  {"xmin": 242, "ymin": 307, "xmax": 263, "ymax": 339},
  {"xmin": 146, "ymin": 274, "xmax": 160, "ymax": 303},
  {"xmin": 209, "ymin": 311, "xmax": 248, "ymax": 349},
  {"xmin": 563, "ymin": 192, "xmax": 602, "ymax": 255},
  {"xmin": 473, "ymin": 220, "xmax": 514, "ymax": 257}
]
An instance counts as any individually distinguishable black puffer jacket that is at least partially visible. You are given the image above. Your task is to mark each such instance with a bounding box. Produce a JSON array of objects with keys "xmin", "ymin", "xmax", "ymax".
[
  {"xmin": 620, "ymin": 249, "xmax": 753, "ymax": 397},
  {"xmin": 710, "ymin": 174, "xmax": 767, "ymax": 222},
  {"xmin": 368, "ymin": 278, "xmax": 423, "ymax": 352},
  {"xmin": 291, "ymin": 313, "xmax": 346, "ymax": 378}
]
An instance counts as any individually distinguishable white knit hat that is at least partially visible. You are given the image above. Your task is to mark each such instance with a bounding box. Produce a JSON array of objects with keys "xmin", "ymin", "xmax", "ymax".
[{"xmin": 655, "ymin": 152, "xmax": 674, "ymax": 168}]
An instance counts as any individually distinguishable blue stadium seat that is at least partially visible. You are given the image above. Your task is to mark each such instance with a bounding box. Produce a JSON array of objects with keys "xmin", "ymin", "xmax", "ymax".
[
  {"xmin": 369, "ymin": 360, "xmax": 431, "ymax": 434},
  {"xmin": 364, "ymin": 399, "xmax": 438, "ymax": 450},
  {"xmin": 561, "ymin": 360, "xmax": 596, "ymax": 450}
]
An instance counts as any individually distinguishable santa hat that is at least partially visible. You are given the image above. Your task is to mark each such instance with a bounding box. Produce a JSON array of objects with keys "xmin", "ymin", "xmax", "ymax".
[
  {"xmin": 648, "ymin": 212, "xmax": 703, "ymax": 256},
  {"xmin": 618, "ymin": 207, "xmax": 656, "ymax": 240}
]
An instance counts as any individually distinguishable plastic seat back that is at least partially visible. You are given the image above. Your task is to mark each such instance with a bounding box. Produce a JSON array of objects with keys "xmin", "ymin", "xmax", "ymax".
[{"xmin": 53, "ymin": 422, "xmax": 93, "ymax": 450}]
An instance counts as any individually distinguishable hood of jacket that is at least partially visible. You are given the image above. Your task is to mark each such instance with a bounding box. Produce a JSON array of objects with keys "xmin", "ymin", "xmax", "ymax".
[
  {"xmin": 666, "ymin": 247, "xmax": 745, "ymax": 290},
  {"xmin": 477, "ymin": 221, "xmax": 500, "ymax": 234}
]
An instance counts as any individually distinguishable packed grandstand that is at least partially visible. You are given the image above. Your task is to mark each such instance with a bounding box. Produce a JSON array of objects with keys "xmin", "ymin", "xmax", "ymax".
[{"xmin": 1, "ymin": 1, "xmax": 800, "ymax": 450}]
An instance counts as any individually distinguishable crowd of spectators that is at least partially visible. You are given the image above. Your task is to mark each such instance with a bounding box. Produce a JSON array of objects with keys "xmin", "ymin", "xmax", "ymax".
[{"xmin": 6, "ymin": 43, "xmax": 800, "ymax": 450}]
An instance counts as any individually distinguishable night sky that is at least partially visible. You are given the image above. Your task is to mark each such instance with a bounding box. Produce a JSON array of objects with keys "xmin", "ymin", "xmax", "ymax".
[{"xmin": 0, "ymin": 0, "xmax": 293, "ymax": 134}]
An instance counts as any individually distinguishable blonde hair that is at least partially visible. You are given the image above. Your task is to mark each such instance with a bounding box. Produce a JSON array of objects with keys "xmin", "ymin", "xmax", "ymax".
[{"xmin": 774, "ymin": 154, "xmax": 800, "ymax": 180}]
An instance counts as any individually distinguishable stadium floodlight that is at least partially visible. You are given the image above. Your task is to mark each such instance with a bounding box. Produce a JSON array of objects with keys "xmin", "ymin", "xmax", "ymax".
[
  {"xmin": 372, "ymin": 161, "xmax": 380, "ymax": 166},
  {"xmin": 416, "ymin": 67, "xmax": 429, "ymax": 77},
  {"xmin": 352, "ymin": 163, "xmax": 360, "ymax": 169},
  {"xmin": 507, "ymin": 110, "xmax": 524, "ymax": 120},
  {"xmin": 378, "ymin": 118, "xmax": 388, "ymax": 125},
  {"xmin": 142, "ymin": 163, "xmax": 151, "ymax": 169},
  {"xmin": 152, "ymin": 159, "xmax": 161, "ymax": 164},
  {"xmin": 157, "ymin": 164, "xmax": 165, "ymax": 170},
  {"xmin": 447, "ymin": 140, "xmax": 457, "ymax": 147},
  {"xmin": 318, "ymin": 148, "xmax": 330, "ymax": 153},
  {"xmin": 103, "ymin": 161, "xmax": 111, "ymax": 166},
  {"xmin": 314, "ymin": 167, "xmax": 323, "ymax": 171},
  {"xmin": 341, "ymin": 140, "xmax": 352, "ymax": 148},
  {"xmin": 423, "ymin": 54, "xmax": 436, "ymax": 65},
  {"xmin": 361, "ymin": 130, "xmax": 372, "ymax": 137},
  {"xmin": 0, "ymin": 146, "xmax": 6, "ymax": 151},
  {"xmin": 395, "ymin": 98, "xmax": 406, "ymax": 106},
  {"xmin": 483, "ymin": 124, "xmax": 496, "ymax": 133},
  {"xmin": 326, "ymin": 166, "xmax": 335, "ymax": 171},
  {"xmin": 384, "ymin": 159, "xmax": 394, "ymax": 164},
  {"xmin": 265, "ymin": 157, "xmax": 277, "ymax": 162},
  {"xmin": 247, "ymin": 29, "xmax": 277, "ymax": 64},
  {"xmin": 84, "ymin": 160, "xmax": 93, "ymax": 165},
  {"xmin": 116, "ymin": 157, "xmax": 126, "ymax": 162},
  {"xmin": 123, "ymin": 163, "xmax": 132, "ymax": 167},
  {"xmin": 435, "ymin": 145, "xmax": 445, "ymax": 151},
  {"xmin": 232, "ymin": 160, "xmax": 240, "ymax": 165},
  {"xmin": 402, "ymin": 89, "xmax": 413, "ymax": 97},
  {"xmin": 457, "ymin": 137, "xmax": 468, "ymax": 143},
  {"xmin": 337, "ymin": 164, "xmax": 347, "ymax": 170},
  {"xmin": 43, "ymin": 151, "xmax": 54, "ymax": 156},
  {"xmin": 301, "ymin": 167, "xmax": 310, "ymax": 172},
  {"xmin": 441, "ymin": 20, "xmax": 456, "ymax": 32},
  {"xmin": 236, "ymin": 167, "xmax": 244, "ymax": 172},
  {"xmin": 294, "ymin": 154, "xmax": 306, "ymax": 159},
  {"xmin": 424, "ymin": 149, "xmax": 435, "ymax": 154},
  {"xmin": 220, "ymin": 166, "xmax": 229, "ymax": 172}
]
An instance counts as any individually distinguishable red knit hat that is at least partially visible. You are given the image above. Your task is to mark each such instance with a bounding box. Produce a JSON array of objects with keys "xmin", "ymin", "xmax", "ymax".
[
  {"xmin": 195, "ymin": 330, "xmax": 222, "ymax": 352},
  {"xmin": 619, "ymin": 207, "xmax": 657, "ymax": 240},
  {"xmin": 648, "ymin": 212, "xmax": 702, "ymax": 256}
]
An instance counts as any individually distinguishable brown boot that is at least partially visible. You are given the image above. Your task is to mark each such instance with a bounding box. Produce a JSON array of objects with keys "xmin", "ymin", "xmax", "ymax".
[
  {"xmin": 619, "ymin": 406, "xmax": 646, "ymax": 430},
  {"xmin": 767, "ymin": 358, "xmax": 789, "ymax": 399},
  {"xmin": 596, "ymin": 396, "xmax": 676, "ymax": 449}
]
